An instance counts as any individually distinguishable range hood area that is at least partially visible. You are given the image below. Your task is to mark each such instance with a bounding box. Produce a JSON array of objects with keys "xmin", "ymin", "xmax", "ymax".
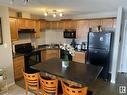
[{"xmin": 18, "ymin": 29, "xmax": 36, "ymax": 33}]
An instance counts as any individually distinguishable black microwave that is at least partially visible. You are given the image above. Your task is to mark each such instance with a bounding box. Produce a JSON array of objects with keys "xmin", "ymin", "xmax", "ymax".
[{"xmin": 64, "ymin": 29, "xmax": 76, "ymax": 38}]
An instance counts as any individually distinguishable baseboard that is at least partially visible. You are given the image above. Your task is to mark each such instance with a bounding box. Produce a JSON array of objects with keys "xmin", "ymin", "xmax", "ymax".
[{"xmin": 7, "ymin": 82, "xmax": 15, "ymax": 88}]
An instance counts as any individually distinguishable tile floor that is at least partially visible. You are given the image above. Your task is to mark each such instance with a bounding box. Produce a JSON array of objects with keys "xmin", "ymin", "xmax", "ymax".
[
  {"xmin": 0, "ymin": 85, "xmax": 33, "ymax": 95},
  {"xmin": 0, "ymin": 73, "xmax": 127, "ymax": 95}
]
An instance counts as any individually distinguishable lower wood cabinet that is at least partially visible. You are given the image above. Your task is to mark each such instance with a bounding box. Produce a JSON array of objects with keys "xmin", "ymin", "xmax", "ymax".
[
  {"xmin": 41, "ymin": 49, "xmax": 60, "ymax": 62},
  {"xmin": 13, "ymin": 56, "xmax": 24, "ymax": 81},
  {"xmin": 72, "ymin": 51, "xmax": 86, "ymax": 63}
]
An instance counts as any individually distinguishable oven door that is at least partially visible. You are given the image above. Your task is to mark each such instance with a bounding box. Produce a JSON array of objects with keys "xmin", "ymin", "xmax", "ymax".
[{"xmin": 25, "ymin": 51, "xmax": 41, "ymax": 70}]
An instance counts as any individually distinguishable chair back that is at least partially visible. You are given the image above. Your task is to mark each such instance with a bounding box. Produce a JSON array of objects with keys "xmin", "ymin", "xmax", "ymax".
[
  {"xmin": 23, "ymin": 71, "xmax": 40, "ymax": 91},
  {"xmin": 61, "ymin": 81, "xmax": 88, "ymax": 95},
  {"xmin": 40, "ymin": 76, "xmax": 58, "ymax": 95}
]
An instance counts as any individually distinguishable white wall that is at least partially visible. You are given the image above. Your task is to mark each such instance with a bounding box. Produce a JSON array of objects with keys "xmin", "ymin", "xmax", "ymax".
[
  {"xmin": 111, "ymin": 7, "xmax": 123, "ymax": 83},
  {"xmin": 119, "ymin": 19, "xmax": 127, "ymax": 72},
  {"xmin": 72, "ymin": 11, "xmax": 117, "ymax": 19},
  {"xmin": 0, "ymin": 6, "xmax": 14, "ymax": 86},
  {"xmin": 36, "ymin": 29, "xmax": 74, "ymax": 45}
]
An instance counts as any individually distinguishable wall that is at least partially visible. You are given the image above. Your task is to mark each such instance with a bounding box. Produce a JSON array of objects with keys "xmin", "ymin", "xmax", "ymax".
[
  {"xmin": 36, "ymin": 30, "xmax": 74, "ymax": 45},
  {"xmin": 0, "ymin": 6, "xmax": 14, "ymax": 86},
  {"xmin": 72, "ymin": 11, "xmax": 117, "ymax": 19}
]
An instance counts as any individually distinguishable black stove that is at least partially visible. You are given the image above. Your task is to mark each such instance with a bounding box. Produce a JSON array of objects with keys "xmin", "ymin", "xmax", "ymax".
[{"xmin": 15, "ymin": 43, "xmax": 41, "ymax": 73}]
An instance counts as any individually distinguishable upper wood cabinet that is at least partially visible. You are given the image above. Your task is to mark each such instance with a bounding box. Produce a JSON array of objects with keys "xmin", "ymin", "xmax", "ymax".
[
  {"xmin": 57, "ymin": 21, "xmax": 64, "ymax": 29},
  {"xmin": 25, "ymin": 19, "xmax": 36, "ymax": 28},
  {"xmin": 34, "ymin": 20, "xmax": 41, "ymax": 38},
  {"xmin": 49, "ymin": 21, "xmax": 59, "ymax": 29},
  {"xmin": 101, "ymin": 18, "xmax": 115, "ymax": 28},
  {"xmin": 9, "ymin": 18, "xmax": 18, "ymax": 41},
  {"xmin": 17, "ymin": 18, "xmax": 36, "ymax": 29},
  {"xmin": 40, "ymin": 20, "xmax": 46, "ymax": 30},
  {"xmin": 76, "ymin": 20, "xmax": 89, "ymax": 39},
  {"xmin": 89, "ymin": 19, "xmax": 101, "ymax": 27},
  {"xmin": 63, "ymin": 20, "xmax": 77, "ymax": 29}
]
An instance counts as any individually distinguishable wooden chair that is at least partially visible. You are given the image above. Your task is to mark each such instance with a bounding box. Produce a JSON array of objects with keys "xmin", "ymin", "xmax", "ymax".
[
  {"xmin": 61, "ymin": 81, "xmax": 88, "ymax": 95},
  {"xmin": 23, "ymin": 71, "xmax": 40, "ymax": 95},
  {"xmin": 40, "ymin": 75, "xmax": 58, "ymax": 95}
]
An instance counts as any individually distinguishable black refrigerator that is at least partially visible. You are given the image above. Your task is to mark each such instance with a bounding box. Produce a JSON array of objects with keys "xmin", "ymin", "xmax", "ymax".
[{"xmin": 87, "ymin": 32, "xmax": 114, "ymax": 80}]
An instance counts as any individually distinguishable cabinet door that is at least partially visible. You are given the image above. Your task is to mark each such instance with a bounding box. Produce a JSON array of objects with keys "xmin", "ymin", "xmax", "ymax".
[
  {"xmin": 63, "ymin": 20, "xmax": 71, "ymax": 29},
  {"xmin": 17, "ymin": 18, "xmax": 26, "ymax": 28},
  {"xmin": 89, "ymin": 19, "xmax": 101, "ymax": 27},
  {"xmin": 13, "ymin": 56, "xmax": 24, "ymax": 80},
  {"xmin": 42, "ymin": 50, "xmax": 60, "ymax": 61},
  {"xmin": 34, "ymin": 20, "xmax": 40, "ymax": 38},
  {"xmin": 73, "ymin": 52, "xmax": 85, "ymax": 63},
  {"xmin": 41, "ymin": 50, "xmax": 46, "ymax": 62},
  {"xmin": 70, "ymin": 20, "xmax": 77, "ymax": 29},
  {"xmin": 76, "ymin": 20, "xmax": 89, "ymax": 39},
  {"xmin": 40, "ymin": 20, "xmax": 46, "ymax": 30},
  {"xmin": 50, "ymin": 21, "xmax": 58, "ymax": 29},
  {"xmin": 25, "ymin": 19, "xmax": 36, "ymax": 28},
  {"xmin": 17, "ymin": 18, "xmax": 36, "ymax": 29},
  {"xmin": 9, "ymin": 18, "xmax": 18, "ymax": 41},
  {"xmin": 57, "ymin": 21, "xmax": 64, "ymax": 29},
  {"xmin": 101, "ymin": 18, "xmax": 114, "ymax": 28}
]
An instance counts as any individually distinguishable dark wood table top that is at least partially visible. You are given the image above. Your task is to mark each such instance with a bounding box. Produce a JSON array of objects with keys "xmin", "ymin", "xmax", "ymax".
[{"xmin": 31, "ymin": 58, "xmax": 102, "ymax": 86}]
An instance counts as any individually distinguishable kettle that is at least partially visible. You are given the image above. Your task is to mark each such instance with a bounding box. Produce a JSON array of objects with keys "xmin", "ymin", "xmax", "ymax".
[{"xmin": 81, "ymin": 42, "xmax": 86, "ymax": 50}]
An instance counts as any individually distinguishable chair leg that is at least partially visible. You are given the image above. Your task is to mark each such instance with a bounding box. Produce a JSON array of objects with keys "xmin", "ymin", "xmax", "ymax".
[{"xmin": 25, "ymin": 86, "xmax": 28, "ymax": 95}]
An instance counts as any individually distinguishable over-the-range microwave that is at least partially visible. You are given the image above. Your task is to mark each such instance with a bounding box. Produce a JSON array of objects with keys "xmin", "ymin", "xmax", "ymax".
[{"xmin": 63, "ymin": 29, "xmax": 76, "ymax": 38}]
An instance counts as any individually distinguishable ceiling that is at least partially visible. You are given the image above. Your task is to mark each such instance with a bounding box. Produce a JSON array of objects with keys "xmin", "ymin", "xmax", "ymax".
[{"xmin": 0, "ymin": 0, "xmax": 127, "ymax": 17}]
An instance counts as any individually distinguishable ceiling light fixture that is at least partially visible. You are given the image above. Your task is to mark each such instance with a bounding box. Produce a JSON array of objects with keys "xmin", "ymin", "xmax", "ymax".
[
  {"xmin": 44, "ymin": 10, "xmax": 63, "ymax": 18},
  {"xmin": 24, "ymin": 0, "xmax": 29, "ymax": 5},
  {"xmin": 44, "ymin": 12, "xmax": 48, "ymax": 16},
  {"xmin": 10, "ymin": 0, "xmax": 29, "ymax": 5},
  {"xmin": 10, "ymin": 0, "xmax": 14, "ymax": 4}
]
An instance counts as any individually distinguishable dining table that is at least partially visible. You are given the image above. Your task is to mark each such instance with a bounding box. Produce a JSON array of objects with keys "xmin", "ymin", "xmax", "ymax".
[{"xmin": 31, "ymin": 58, "xmax": 102, "ymax": 86}]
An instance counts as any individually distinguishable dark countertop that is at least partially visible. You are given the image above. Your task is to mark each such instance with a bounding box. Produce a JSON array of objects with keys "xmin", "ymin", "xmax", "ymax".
[
  {"xmin": 13, "ymin": 47, "xmax": 60, "ymax": 58},
  {"xmin": 13, "ymin": 53, "xmax": 24, "ymax": 58},
  {"xmin": 31, "ymin": 58, "xmax": 102, "ymax": 86}
]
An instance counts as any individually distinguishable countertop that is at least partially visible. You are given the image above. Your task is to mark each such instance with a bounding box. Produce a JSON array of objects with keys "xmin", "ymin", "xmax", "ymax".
[
  {"xmin": 13, "ymin": 53, "xmax": 24, "ymax": 58},
  {"xmin": 13, "ymin": 44, "xmax": 86, "ymax": 58}
]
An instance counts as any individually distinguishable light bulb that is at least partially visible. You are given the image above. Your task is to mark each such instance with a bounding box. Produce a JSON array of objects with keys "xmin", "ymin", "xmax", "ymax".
[
  {"xmin": 24, "ymin": 0, "xmax": 29, "ymax": 5},
  {"xmin": 10, "ymin": 0, "xmax": 14, "ymax": 4},
  {"xmin": 53, "ymin": 13, "xmax": 56, "ymax": 18},
  {"xmin": 44, "ymin": 12, "xmax": 48, "ymax": 16},
  {"xmin": 59, "ymin": 13, "xmax": 63, "ymax": 17}
]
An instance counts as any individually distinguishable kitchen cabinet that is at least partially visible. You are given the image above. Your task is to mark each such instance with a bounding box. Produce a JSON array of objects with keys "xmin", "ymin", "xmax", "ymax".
[
  {"xmin": 40, "ymin": 20, "xmax": 46, "ymax": 30},
  {"xmin": 72, "ymin": 51, "xmax": 86, "ymax": 63},
  {"xmin": 41, "ymin": 49, "xmax": 60, "ymax": 61},
  {"xmin": 63, "ymin": 20, "xmax": 77, "ymax": 29},
  {"xmin": 34, "ymin": 20, "xmax": 40, "ymax": 38},
  {"xmin": 17, "ymin": 18, "xmax": 36, "ymax": 29},
  {"xmin": 13, "ymin": 56, "xmax": 24, "ymax": 81},
  {"xmin": 101, "ymin": 18, "xmax": 115, "ymax": 28},
  {"xmin": 89, "ymin": 19, "xmax": 101, "ymax": 27},
  {"xmin": 57, "ymin": 21, "xmax": 64, "ymax": 29},
  {"xmin": 76, "ymin": 20, "xmax": 89, "ymax": 39},
  {"xmin": 17, "ymin": 18, "xmax": 26, "ymax": 29},
  {"xmin": 25, "ymin": 19, "xmax": 36, "ymax": 28},
  {"xmin": 49, "ymin": 21, "xmax": 59, "ymax": 29},
  {"xmin": 9, "ymin": 18, "xmax": 18, "ymax": 41}
]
